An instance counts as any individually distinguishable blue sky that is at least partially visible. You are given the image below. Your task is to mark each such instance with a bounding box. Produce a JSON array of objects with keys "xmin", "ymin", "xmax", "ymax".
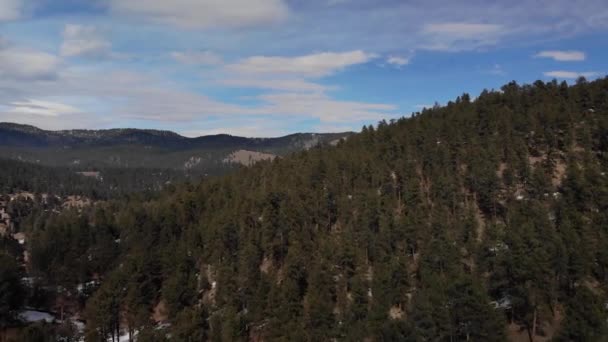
[{"xmin": 0, "ymin": 0, "xmax": 607, "ymax": 137}]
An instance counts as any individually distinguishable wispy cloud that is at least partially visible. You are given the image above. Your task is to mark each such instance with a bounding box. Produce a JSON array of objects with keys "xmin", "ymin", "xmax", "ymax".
[
  {"xmin": 0, "ymin": 57, "xmax": 397, "ymax": 133},
  {"xmin": 386, "ymin": 55, "xmax": 410, "ymax": 67},
  {"xmin": 227, "ymin": 51, "xmax": 376, "ymax": 77},
  {"xmin": 423, "ymin": 23, "xmax": 503, "ymax": 37},
  {"xmin": 534, "ymin": 50, "xmax": 585, "ymax": 61},
  {"xmin": 219, "ymin": 78, "xmax": 330, "ymax": 93},
  {"xmin": 0, "ymin": 44, "xmax": 59, "ymax": 80},
  {"xmin": 2, "ymin": 0, "xmax": 608, "ymax": 136},
  {"xmin": 171, "ymin": 51, "xmax": 223, "ymax": 65},
  {"xmin": 543, "ymin": 70, "xmax": 599, "ymax": 79},
  {"xmin": 0, "ymin": 0, "xmax": 21, "ymax": 21},
  {"xmin": 109, "ymin": 0, "xmax": 288, "ymax": 29},
  {"xmin": 421, "ymin": 22, "xmax": 505, "ymax": 51},
  {"xmin": 8, "ymin": 99, "xmax": 82, "ymax": 117},
  {"xmin": 254, "ymin": 92, "xmax": 395, "ymax": 123},
  {"xmin": 61, "ymin": 25, "xmax": 112, "ymax": 58}
]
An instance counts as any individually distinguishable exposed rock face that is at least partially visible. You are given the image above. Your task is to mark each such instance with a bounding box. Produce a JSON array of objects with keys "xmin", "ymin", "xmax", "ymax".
[
  {"xmin": 184, "ymin": 156, "xmax": 202, "ymax": 169},
  {"xmin": 223, "ymin": 150, "xmax": 277, "ymax": 167}
]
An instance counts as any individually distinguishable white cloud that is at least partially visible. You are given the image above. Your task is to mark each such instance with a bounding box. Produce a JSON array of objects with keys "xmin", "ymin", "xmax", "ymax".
[
  {"xmin": 543, "ymin": 70, "xmax": 599, "ymax": 79},
  {"xmin": 227, "ymin": 51, "xmax": 376, "ymax": 78},
  {"xmin": 386, "ymin": 55, "xmax": 410, "ymax": 67},
  {"xmin": 421, "ymin": 22, "xmax": 505, "ymax": 51},
  {"xmin": 109, "ymin": 0, "xmax": 288, "ymax": 29},
  {"xmin": 8, "ymin": 99, "xmax": 81, "ymax": 117},
  {"xmin": 0, "ymin": 67, "xmax": 246, "ymax": 124},
  {"xmin": 534, "ymin": 50, "xmax": 585, "ymax": 61},
  {"xmin": 219, "ymin": 78, "xmax": 330, "ymax": 92},
  {"xmin": 254, "ymin": 92, "xmax": 396, "ymax": 123},
  {"xmin": 0, "ymin": 46, "xmax": 59, "ymax": 80},
  {"xmin": 0, "ymin": 61, "xmax": 398, "ymax": 133},
  {"xmin": 61, "ymin": 25, "xmax": 111, "ymax": 58},
  {"xmin": 111, "ymin": 80, "xmax": 395, "ymax": 124},
  {"xmin": 424, "ymin": 23, "xmax": 503, "ymax": 37},
  {"xmin": 0, "ymin": 0, "xmax": 21, "ymax": 21},
  {"xmin": 171, "ymin": 51, "xmax": 223, "ymax": 65}
]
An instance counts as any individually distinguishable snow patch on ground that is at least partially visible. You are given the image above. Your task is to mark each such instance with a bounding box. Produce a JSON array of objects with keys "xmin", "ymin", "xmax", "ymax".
[{"xmin": 19, "ymin": 310, "xmax": 55, "ymax": 323}]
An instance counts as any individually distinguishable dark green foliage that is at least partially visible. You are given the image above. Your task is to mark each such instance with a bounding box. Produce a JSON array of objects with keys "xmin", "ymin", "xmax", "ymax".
[
  {"xmin": 556, "ymin": 287, "xmax": 608, "ymax": 341},
  {"xmin": 172, "ymin": 307, "xmax": 209, "ymax": 341},
  {"xmin": 0, "ymin": 158, "xmax": 194, "ymax": 199},
  {"xmin": 11, "ymin": 322, "xmax": 56, "ymax": 342},
  {"xmin": 5, "ymin": 78, "xmax": 608, "ymax": 340},
  {"xmin": 28, "ymin": 209, "xmax": 119, "ymax": 286},
  {"xmin": 0, "ymin": 253, "xmax": 24, "ymax": 328},
  {"xmin": 0, "ymin": 124, "xmax": 350, "ymax": 185},
  {"xmin": 8, "ymin": 321, "xmax": 81, "ymax": 342}
]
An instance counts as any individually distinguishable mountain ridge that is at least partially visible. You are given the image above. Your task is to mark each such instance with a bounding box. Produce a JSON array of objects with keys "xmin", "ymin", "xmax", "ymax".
[
  {"xmin": 0, "ymin": 122, "xmax": 350, "ymax": 149},
  {"xmin": 0, "ymin": 122, "xmax": 352, "ymax": 172}
]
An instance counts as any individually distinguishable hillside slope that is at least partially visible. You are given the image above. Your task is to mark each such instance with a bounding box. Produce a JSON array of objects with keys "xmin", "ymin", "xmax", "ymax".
[
  {"xmin": 5, "ymin": 78, "xmax": 608, "ymax": 341},
  {"xmin": 0, "ymin": 123, "xmax": 349, "ymax": 172}
]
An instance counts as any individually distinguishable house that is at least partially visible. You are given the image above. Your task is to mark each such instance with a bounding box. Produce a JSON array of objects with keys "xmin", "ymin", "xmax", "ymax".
[
  {"xmin": 12, "ymin": 232, "xmax": 26, "ymax": 245},
  {"xmin": 77, "ymin": 171, "xmax": 101, "ymax": 179},
  {"xmin": 490, "ymin": 296, "xmax": 512, "ymax": 310}
]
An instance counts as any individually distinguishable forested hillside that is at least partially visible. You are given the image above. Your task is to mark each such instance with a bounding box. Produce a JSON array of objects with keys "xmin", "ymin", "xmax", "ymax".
[
  {"xmin": 0, "ymin": 123, "xmax": 348, "ymax": 174},
  {"xmin": 0, "ymin": 158, "xmax": 193, "ymax": 199},
  {"xmin": 0, "ymin": 127, "xmax": 349, "ymax": 200},
  {"xmin": 2, "ymin": 78, "xmax": 608, "ymax": 341}
]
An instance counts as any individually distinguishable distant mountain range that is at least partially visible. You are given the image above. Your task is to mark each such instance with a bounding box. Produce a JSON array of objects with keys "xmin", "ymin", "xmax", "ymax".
[{"xmin": 0, "ymin": 123, "xmax": 351, "ymax": 173}]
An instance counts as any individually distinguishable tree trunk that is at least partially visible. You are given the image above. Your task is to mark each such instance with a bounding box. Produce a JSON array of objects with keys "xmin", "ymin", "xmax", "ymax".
[
  {"xmin": 526, "ymin": 326, "xmax": 533, "ymax": 342},
  {"xmin": 532, "ymin": 307, "xmax": 537, "ymax": 337}
]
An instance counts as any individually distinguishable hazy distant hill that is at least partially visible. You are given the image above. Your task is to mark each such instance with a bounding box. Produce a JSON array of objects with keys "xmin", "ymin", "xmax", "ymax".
[{"xmin": 0, "ymin": 123, "xmax": 350, "ymax": 172}]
